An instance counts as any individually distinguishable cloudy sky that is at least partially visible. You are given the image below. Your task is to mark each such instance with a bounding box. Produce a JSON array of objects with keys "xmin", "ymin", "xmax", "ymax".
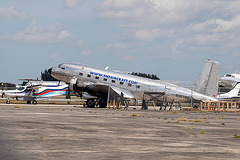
[{"xmin": 1, "ymin": 0, "xmax": 240, "ymax": 84}]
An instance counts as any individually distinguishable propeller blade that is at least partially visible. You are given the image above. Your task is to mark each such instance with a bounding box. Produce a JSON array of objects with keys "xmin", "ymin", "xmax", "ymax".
[{"xmin": 66, "ymin": 86, "xmax": 71, "ymax": 99}]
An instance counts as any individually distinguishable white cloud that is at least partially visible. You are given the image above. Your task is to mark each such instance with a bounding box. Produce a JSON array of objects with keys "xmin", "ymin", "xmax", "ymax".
[
  {"xmin": 96, "ymin": 0, "xmax": 240, "ymax": 31},
  {"xmin": 64, "ymin": 0, "xmax": 83, "ymax": 8},
  {"xmin": 80, "ymin": 50, "xmax": 91, "ymax": 55},
  {"xmin": 12, "ymin": 21, "xmax": 71, "ymax": 43},
  {"xmin": 188, "ymin": 15, "xmax": 240, "ymax": 33},
  {"xmin": 51, "ymin": 53, "xmax": 59, "ymax": 60},
  {"xmin": 214, "ymin": 15, "xmax": 240, "ymax": 32},
  {"xmin": 121, "ymin": 55, "xmax": 136, "ymax": 60},
  {"xmin": 77, "ymin": 40, "xmax": 84, "ymax": 47},
  {"xmin": 135, "ymin": 29, "xmax": 161, "ymax": 42},
  {"xmin": 106, "ymin": 42, "xmax": 137, "ymax": 49},
  {"xmin": 95, "ymin": 0, "xmax": 240, "ymax": 60},
  {"xmin": 95, "ymin": 0, "xmax": 199, "ymax": 27},
  {"xmin": 232, "ymin": 53, "xmax": 240, "ymax": 58},
  {"xmin": 96, "ymin": 0, "xmax": 138, "ymax": 10},
  {"xmin": 0, "ymin": 7, "xmax": 27, "ymax": 20}
]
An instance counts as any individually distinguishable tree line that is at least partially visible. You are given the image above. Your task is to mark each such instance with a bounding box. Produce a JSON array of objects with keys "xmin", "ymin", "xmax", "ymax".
[{"xmin": 130, "ymin": 72, "xmax": 160, "ymax": 80}]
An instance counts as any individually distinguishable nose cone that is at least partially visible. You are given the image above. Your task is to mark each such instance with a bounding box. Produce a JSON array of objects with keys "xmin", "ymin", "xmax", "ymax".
[{"xmin": 48, "ymin": 68, "xmax": 52, "ymax": 75}]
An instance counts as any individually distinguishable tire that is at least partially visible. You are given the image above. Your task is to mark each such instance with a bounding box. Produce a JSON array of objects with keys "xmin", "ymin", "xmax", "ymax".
[
  {"xmin": 33, "ymin": 100, "xmax": 37, "ymax": 105},
  {"xmin": 86, "ymin": 99, "xmax": 96, "ymax": 108},
  {"xmin": 99, "ymin": 99, "xmax": 107, "ymax": 108}
]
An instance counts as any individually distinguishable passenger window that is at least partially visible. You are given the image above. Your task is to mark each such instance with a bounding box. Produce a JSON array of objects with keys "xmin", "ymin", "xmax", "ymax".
[
  {"xmin": 87, "ymin": 74, "xmax": 91, "ymax": 78},
  {"xmin": 136, "ymin": 85, "xmax": 140, "ymax": 89},
  {"xmin": 79, "ymin": 73, "xmax": 83, "ymax": 76},
  {"xmin": 128, "ymin": 83, "xmax": 132, "ymax": 87},
  {"xmin": 120, "ymin": 82, "xmax": 124, "ymax": 85},
  {"xmin": 112, "ymin": 80, "xmax": 115, "ymax": 83},
  {"xmin": 95, "ymin": 76, "xmax": 99, "ymax": 79},
  {"xmin": 103, "ymin": 78, "xmax": 107, "ymax": 81}
]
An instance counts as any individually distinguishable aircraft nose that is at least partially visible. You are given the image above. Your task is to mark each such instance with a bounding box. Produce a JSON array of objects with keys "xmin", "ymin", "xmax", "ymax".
[{"xmin": 48, "ymin": 68, "xmax": 52, "ymax": 75}]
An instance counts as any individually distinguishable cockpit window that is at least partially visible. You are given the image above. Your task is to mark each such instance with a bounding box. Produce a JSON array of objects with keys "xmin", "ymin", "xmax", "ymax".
[
  {"xmin": 58, "ymin": 64, "xmax": 65, "ymax": 69},
  {"xmin": 17, "ymin": 87, "xmax": 25, "ymax": 91}
]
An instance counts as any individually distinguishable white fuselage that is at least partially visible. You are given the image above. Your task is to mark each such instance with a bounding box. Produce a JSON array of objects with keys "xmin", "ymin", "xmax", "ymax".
[
  {"xmin": 49, "ymin": 63, "xmax": 218, "ymax": 103},
  {"xmin": 3, "ymin": 81, "xmax": 69, "ymax": 101},
  {"xmin": 219, "ymin": 73, "xmax": 240, "ymax": 88}
]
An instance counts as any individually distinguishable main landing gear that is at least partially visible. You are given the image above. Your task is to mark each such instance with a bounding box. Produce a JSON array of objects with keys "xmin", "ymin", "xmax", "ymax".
[
  {"xmin": 85, "ymin": 99, "xmax": 107, "ymax": 108},
  {"xmin": 159, "ymin": 102, "xmax": 182, "ymax": 111},
  {"xmin": 86, "ymin": 99, "xmax": 96, "ymax": 108},
  {"xmin": 27, "ymin": 100, "xmax": 37, "ymax": 104}
]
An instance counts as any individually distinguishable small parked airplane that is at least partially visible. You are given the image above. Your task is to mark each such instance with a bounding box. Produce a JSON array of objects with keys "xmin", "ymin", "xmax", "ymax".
[
  {"xmin": 219, "ymin": 73, "xmax": 240, "ymax": 88},
  {"xmin": 2, "ymin": 81, "xmax": 71, "ymax": 104},
  {"xmin": 217, "ymin": 82, "xmax": 240, "ymax": 100},
  {"xmin": 48, "ymin": 59, "xmax": 220, "ymax": 109}
]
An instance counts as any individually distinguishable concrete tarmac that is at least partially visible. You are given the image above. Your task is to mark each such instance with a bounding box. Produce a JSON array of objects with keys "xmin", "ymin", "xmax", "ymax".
[{"xmin": 0, "ymin": 104, "xmax": 240, "ymax": 160}]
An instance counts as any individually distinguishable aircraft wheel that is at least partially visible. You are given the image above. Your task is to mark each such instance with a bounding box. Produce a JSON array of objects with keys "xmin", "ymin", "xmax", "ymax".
[
  {"xmin": 141, "ymin": 99, "xmax": 148, "ymax": 110},
  {"xmin": 86, "ymin": 99, "xmax": 96, "ymax": 108},
  {"xmin": 6, "ymin": 100, "xmax": 10, "ymax": 104},
  {"xmin": 27, "ymin": 101, "xmax": 31, "ymax": 104},
  {"xmin": 2, "ymin": 93, "xmax": 4, "ymax": 98},
  {"xmin": 33, "ymin": 100, "xmax": 37, "ymax": 105},
  {"xmin": 98, "ymin": 99, "xmax": 107, "ymax": 108}
]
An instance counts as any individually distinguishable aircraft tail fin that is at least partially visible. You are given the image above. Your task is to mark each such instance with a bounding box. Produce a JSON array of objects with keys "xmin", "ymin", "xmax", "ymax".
[
  {"xmin": 218, "ymin": 82, "xmax": 240, "ymax": 98},
  {"xmin": 194, "ymin": 59, "xmax": 220, "ymax": 96}
]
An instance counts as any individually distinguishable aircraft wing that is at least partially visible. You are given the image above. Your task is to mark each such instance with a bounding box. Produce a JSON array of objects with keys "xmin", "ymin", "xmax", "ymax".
[
  {"xmin": 88, "ymin": 83, "xmax": 135, "ymax": 99},
  {"xmin": 110, "ymin": 86, "xmax": 135, "ymax": 99}
]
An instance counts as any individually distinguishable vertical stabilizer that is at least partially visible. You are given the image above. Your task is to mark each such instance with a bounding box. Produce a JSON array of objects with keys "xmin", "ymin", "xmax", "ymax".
[{"xmin": 194, "ymin": 59, "xmax": 220, "ymax": 96}]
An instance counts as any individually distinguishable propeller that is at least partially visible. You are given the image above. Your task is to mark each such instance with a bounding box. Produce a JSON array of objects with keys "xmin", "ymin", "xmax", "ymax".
[
  {"xmin": 66, "ymin": 86, "xmax": 71, "ymax": 99},
  {"xmin": 1, "ymin": 92, "xmax": 4, "ymax": 98}
]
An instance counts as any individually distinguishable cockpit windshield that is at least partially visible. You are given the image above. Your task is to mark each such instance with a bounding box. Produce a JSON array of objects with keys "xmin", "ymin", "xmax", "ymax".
[
  {"xmin": 17, "ymin": 87, "xmax": 25, "ymax": 91},
  {"xmin": 225, "ymin": 74, "xmax": 235, "ymax": 78},
  {"xmin": 58, "ymin": 64, "xmax": 65, "ymax": 69},
  {"xmin": 225, "ymin": 74, "xmax": 231, "ymax": 77}
]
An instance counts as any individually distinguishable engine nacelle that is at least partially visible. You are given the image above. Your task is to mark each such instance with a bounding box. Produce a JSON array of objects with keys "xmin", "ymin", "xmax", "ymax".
[
  {"xmin": 69, "ymin": 78, "xmax": 77, "ymax": 91},
  {"xmin": 76, "ymin": 79, "xmax": 89, "ymax": 88},
  {"xmin": 69, "ymin": 78, "xmax": 89, "ymax": 91}
]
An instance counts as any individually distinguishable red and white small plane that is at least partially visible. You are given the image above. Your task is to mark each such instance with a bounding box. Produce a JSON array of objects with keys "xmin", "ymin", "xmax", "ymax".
[{"xmin": 2, "ymin": 81, "xmax": 71, "ymax": 104}]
